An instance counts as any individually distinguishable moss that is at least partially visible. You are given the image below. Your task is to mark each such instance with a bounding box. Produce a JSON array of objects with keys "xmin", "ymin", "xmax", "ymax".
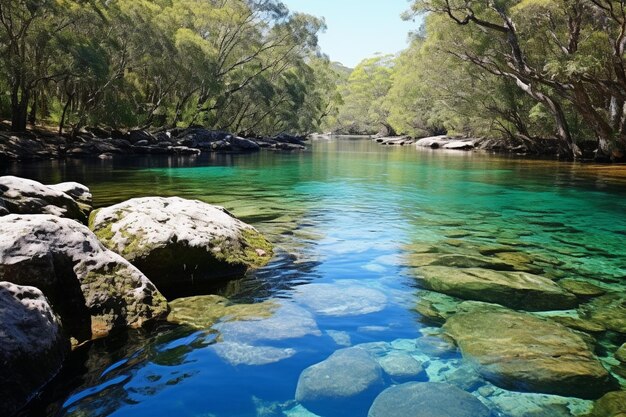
[
  {"xmin": 87, "ymin": 208, "xmax": 100, "ymax": 230},
  {"xmin": 236, "ymin": 228, "xmax": 274, "ymax": 267},
  {"xmin": 167, "ymin": 295, "xmax": 278, "ymax": 329},
  {"xmin": 79, "ymin": 263, "xmax": 168, "ymax": 337}
]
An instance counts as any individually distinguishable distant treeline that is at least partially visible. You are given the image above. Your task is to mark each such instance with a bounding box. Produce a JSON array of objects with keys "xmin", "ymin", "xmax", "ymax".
[
  {"xmin": 0, "ymin": 0, "xmax": 343, "ymax": 137},
  {"xmin": 330, "ymin": 1, "xmax": 626, "ymax": 161}
]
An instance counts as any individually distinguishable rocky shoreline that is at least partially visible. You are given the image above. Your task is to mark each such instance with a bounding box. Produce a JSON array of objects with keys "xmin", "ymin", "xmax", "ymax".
[
  {"xmin": 0, "ymin": 175, "xmax": 273, "ymax": 416},
  {"xmin": 375, "ymin": 134, "xmax": 567, "ymax": 157},
  {"xmin": 0, "ymin": 127, "xmax": 308, "ymax": 162}
]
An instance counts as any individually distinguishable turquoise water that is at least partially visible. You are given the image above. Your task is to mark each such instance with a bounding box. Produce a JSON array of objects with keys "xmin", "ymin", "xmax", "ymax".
[{"xmin": 4, "ymin": 138, "xmax": 626, "ymax": 416}]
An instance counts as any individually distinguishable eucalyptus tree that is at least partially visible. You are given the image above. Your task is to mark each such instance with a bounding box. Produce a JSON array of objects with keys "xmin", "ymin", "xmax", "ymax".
[
  {"xmin": 335, "ymin": 55, "xmax": 395, "ymax": 134},
  {"xmin": 407, "ymin": 0, "xmax": 626, "ymax": 160},
  {"xmin": 0, "ymin": 0, "xmax": 73, "ymax": 131}
]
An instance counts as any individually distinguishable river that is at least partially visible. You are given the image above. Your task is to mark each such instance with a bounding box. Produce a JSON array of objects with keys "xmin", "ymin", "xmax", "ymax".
[{"xmin": 4, "ymin": 137, "xmax": 626, "ymax": 417}]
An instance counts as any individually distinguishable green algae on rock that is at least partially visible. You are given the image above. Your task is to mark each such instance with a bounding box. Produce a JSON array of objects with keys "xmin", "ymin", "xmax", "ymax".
[
  {"xmin": 0, "ymin": 214, "xmax": 168, "ymax": 342},
  {"xmin": 90, "ymin": 197, "xmax": 273, "ymax": 298},
  {"xmin": 443, "ymin": 302, "xmax": 614, "ymax": 399},
  {"xmin": 167, "ymin": 294, "xmax": 278, "ymax": 329},
  {"xmin": 415, "ymin": 266, "xmax": 578, "ymax": 311}
]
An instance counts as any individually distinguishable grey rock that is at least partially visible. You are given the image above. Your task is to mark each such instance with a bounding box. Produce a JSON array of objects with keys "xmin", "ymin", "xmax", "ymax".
[
  {"xmin": 368, "ymin": 382, "xmax": 492, "ymax": 417},
  {"xmin": 0, "ymin": 214, "xmax": 168, "ymax": 343},
  {"xmin": 0, "ymin": 176, "xmax": 87, "ymax": 223},
  {"xmin": 296, "ymin": 347, "xmax": 385, "ymax": 417},
  {"xmin": 378, "ymin": 352, "xmax": 425, "ymax": 382},
  {"xmin": 0, "ymin": 282, "xmax": 69, "ymax": 417},
  {"xmin": 48, "ymin": 181, "xmax": 93, "ymax": 217}
]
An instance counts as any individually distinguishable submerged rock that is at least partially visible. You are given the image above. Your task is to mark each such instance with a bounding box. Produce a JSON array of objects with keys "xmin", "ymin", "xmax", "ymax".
[
  {"xmin": 443, "ymin": 303, "xmax": 613, "ymax": 398},
  {"xmin": 0, "ymin": 176, "xmax": 88, "ymax": 223},
  {"xmin": 368, "ymin": 382, "xmax": 491, "ymax": 417},
  {"xmin": 558, "ymin": 279, "xmax": 607, "ymax": 299},
  {"xmin": 579, "ymin": 295, "xmax": 626, "ymax": 334},
  {"xmin": 89, "ymin": 197, "xmax": 273, "ymax": 298},
  {"xmin": 167, "ymin": 294, "xmax": 277, "ymax": 329},
  {"xmin": 214, "ymin": 302, "xmax": 320, "ymax": 344},
  {"xmin": 586, "ymin": 391, "xmax": 626, "ymax": 417},
  {"xmin": 378, "ymin": 352, "xmax": 425, "ymax": 383},
  {"xmin": 415, "ymin": 290, "xmax": 461, "ymax": 324},
  {"xmin": 0, "ymin": 214, "xmax": 168, "ymax": 342},
  {"xmin": 210, "ymin": 342, "xmax": 296, "ymax": 366},
  {"xmin": 415, "ymin": 266, "xmax": 577, "ymax": 311},
  {"xmin": 484, "ymin": 389, "xmax": 593, "ymax": 417},
  {"xmin": 293, "ymin": 283, "xmax": 387, "ymax": 317},
  {"xmin": 0, "ymin": 282, "xmax": 69, "ymax": 417},
  {"xmin": 295, "ymin": 347, "xmax": 385, "ymax": 417}
]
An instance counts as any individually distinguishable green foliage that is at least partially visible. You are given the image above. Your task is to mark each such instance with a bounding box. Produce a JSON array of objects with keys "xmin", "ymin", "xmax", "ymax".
[{"xmin": 0, "ymin": 0, "xmax": 337, "ymax": 135}]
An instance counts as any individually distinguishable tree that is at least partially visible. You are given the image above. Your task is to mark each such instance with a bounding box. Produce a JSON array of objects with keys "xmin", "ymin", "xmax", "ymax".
[{"xmin": 407, "ymin": 0, "xmax": 626, "ymax": 160}]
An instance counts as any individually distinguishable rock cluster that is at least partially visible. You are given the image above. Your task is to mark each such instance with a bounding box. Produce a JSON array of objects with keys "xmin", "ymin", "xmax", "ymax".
[
  {"xmin": 0, "ymin": 175, "xmax": 274, "ymax": 416},
  {"xmin": 0, "ymin": 127, "xmax": 307, "ymax": 161}
]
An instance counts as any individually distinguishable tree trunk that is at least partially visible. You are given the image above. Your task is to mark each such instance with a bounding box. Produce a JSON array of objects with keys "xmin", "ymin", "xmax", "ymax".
[{"xmin": 11, "ymin": 83, "xmax": 29, "ymax": 132}]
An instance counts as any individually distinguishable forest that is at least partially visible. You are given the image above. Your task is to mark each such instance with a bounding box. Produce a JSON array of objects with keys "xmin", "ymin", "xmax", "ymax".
[
  {"xmin": 0, "ymin": 0, "xmax": 342, "ymax": 137},
  {"xmin": 333, "ymin": 0, "xmax": 626, "ymax": 162},
  {"xmin": 2, "ymin": 0, "xmax": 626, "ymax": 161}
]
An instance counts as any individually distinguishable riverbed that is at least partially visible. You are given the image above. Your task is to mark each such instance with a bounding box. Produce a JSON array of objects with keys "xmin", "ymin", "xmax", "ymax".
[{"xmin": 4, "ymin": 138, "xmax": 626, "ymax": 417}]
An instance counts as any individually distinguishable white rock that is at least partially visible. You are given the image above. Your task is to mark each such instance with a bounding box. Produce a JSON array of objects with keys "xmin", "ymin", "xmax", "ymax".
[{"xmin": 0, "ymin": 214, "xmax": 168, "ymax": 342}]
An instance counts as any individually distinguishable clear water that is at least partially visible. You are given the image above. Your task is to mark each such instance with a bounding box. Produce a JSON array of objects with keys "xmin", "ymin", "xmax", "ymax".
[{"xmin": 4, "ymin": 138, "xmax": 626, "ymax": 417}]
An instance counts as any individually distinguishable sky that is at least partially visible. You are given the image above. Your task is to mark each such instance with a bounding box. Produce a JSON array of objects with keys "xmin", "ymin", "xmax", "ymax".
[{"xmin": 282, "ymin": 0, "xmax": 420, "ymax": 68}]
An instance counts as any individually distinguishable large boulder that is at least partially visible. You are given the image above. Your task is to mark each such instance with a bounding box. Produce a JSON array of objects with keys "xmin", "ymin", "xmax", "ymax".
[
  {"xmin": 89, "ymin": 197, "xmax": 273, "ymax": 298},
  {"xmin": 0, "ymin": 214, "xmax": 168, "ymax": 342},
  {"xmin": 48, "ymin": 181, "xmax": 93, "ymax": 217},
  {"xmin": 415, "ymin": 266, "xmax": 577, "ymax": 311},
  {"xmin": 0, "ymin": 282, "xmax": 69, "ymax": 417},
  {"xmin": 443, "ymin": 303, "xmax": 614, "ymax": 398},
  {"xmin": 0, "ymin": 176, "xmax": 88, "ymax": 223},
  {"xmin": 368, "ymin": 382, "xmax": 492, "ymax": 417},
  {"xmin": 295, "ymin": 347, "xmax": 385, "ymax": 417}
]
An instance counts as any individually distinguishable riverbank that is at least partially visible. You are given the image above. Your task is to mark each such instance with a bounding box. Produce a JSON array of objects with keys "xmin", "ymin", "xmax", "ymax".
[{"xmin": 0, "ymin": 124, "xmax": 307, "ymax": 162}]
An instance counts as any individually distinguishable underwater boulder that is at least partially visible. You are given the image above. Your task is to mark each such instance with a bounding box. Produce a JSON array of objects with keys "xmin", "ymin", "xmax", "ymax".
[
  {"xmin": 443, "ymin": 302, "xmax": 614, "ymax": 398},
  {"xmin": 295, "ymin": 347, "xmax": 385, "ymax": 417},
  {"xmin": 368, "ymin": 382, "xmax": 491, "ymax": 417},
  {"xmin": 415, "ymin": 266, "xmax": 577, "ymax": 311}
]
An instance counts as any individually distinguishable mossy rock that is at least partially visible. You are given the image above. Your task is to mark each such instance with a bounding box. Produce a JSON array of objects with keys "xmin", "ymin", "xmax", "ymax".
[
  {"xmin": 90, "ymin": 197, "xmax": 273, "ymax": 298},
  {"xmin": 444, "ymin": 302, "xmax": 615, "ymax": 399},
  {"xmin": 0, "ymin": 214, "xmax": 168, "ymax": 343},
  {"xmin": 414, "ymin": 266, "xmax": 578, "ymax": 311},
  {"xmin": 167, "ymin": 295, "xmax": 277, "ymax": 329}
]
